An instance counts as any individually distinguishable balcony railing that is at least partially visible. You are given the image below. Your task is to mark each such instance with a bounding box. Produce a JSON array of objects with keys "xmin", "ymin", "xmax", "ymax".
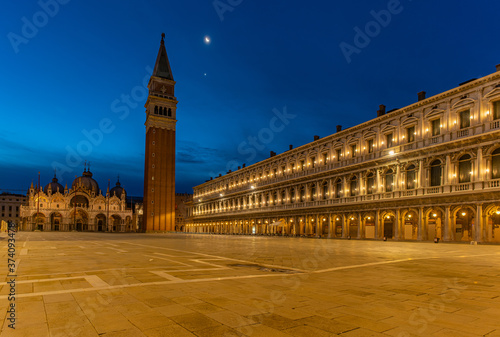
[
  {"xmin": 488, "ymin": 179, "xmax": 500, "ymax": 188},
  {"xmin": 192, "ymin": 180, "xmax": 499, "ymax": 218},
  {"xmin": 456, "ymin": 183, "xmax": 472, "ymax": 191}
]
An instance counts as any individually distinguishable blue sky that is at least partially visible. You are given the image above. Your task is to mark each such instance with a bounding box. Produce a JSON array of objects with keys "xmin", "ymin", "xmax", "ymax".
[{"xmin": 1, "ymin": 0, "xmax": 500, "ymax": 195}]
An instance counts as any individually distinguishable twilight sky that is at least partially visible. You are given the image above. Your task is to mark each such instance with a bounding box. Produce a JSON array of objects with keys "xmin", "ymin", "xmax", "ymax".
[{"xmin": 1, "ymin": 0, "xmax": 500, "ymax": 195}]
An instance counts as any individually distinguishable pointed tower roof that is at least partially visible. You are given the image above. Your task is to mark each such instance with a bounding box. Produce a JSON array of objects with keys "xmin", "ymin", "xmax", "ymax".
[{"xmin": 153, "ymin": 33, "xmax": 174, "ymax": 81}]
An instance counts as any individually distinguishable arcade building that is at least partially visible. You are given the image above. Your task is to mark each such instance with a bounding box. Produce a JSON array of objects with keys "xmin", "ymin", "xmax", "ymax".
[{"xmin": 187, "ymin": 64, "xmax": 500, "ymax": 243}]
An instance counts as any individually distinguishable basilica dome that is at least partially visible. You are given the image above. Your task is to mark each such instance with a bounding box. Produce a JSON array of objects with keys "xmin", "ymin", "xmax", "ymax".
[
  {"xmin": 44, "ymin": 175, "xmax": 64, "ymax": 194},
  {"xmin": 110, "ymin": 179, "xmax": 126, "ymax": 199},
  {"xmin": 72, "ymin": 169, "xmax": 100, "ymax": 195}
]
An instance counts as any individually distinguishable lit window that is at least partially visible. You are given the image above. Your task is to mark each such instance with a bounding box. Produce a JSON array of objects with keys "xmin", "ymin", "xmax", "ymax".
[
  {"xmin": 407, "ymin": 126, "xmax": 415, "ymax": 143},
  {"xmin": 431, "ymin": 119, "xmax": 440, "ymax": 136},
  {"xmin": 459, "ymin": 109, "xmax": 470, "ymax": 129},
  {"xmin": 367, "ymin": 139, "xmax": 374, "ymax": 154},
  {"xmin": 494, "ymin": 101, "xmax": 500, "ymax": 120},
  {"xmin": 386, "ymin": 133, "xmax": 393, "ymax": 148}
]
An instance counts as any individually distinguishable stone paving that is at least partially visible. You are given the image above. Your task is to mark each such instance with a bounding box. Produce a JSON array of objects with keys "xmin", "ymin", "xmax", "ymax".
[{"xmin": 0, "ymin": 232, "xmax": 499, "ymax": 336}]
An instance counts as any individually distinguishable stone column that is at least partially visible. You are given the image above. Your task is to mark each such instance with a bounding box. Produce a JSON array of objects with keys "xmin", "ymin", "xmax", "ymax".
[
  {"xmin": 358, "ymin": 212, "xmax": 363, "ymax": 239},
  {"xmin": 396, "ymin": 164, "xmax": 401, "ymax": 192},
  {"xmin": 327, "ymin": 214, "xmax": 332, "ymax": 238},
  {"xmin": 376, "ymin": 169, "xmax": 381, "ymax": 194},
  {"xmin": 418, "ymin": 207, "xmax": 424, "ymax": 241},
  {"xmin": 315, "ymin": 214, "xmax": 320, "ymax": 237},
  {"xmin": 476, "ymin": 148, "xmax": 483, "ymax": 184},
  {"xmin": 476, "ymin": 204, "xmax": 483, "ymax": 242},
  {"xmin": 444, "ymin": 206, "xmax": 451, "ymax": 241},
  {"xmin": 342, "ymin": 215, "xmax": 348, "ymax": 238},
  {"xmin": 395, "ymin": 209, "xmax": 401, "ymax": 240},
  {"xmin": 375, "ymin": 210, "xmax": 380, "ymax": 239}
]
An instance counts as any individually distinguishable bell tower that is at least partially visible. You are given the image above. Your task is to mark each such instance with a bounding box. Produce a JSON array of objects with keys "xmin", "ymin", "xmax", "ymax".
[{"xmin": 143, "ymin": 33, "xmax": 177, "ymax": 232}]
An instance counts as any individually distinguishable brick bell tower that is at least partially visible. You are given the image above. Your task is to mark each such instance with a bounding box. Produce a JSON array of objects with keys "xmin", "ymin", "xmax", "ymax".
[{"xmin": 143, "ymin": 33, "xmax": 177, "ymax": 232}]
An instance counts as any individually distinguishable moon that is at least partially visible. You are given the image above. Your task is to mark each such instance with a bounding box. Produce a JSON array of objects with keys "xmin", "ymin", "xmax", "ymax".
[{"xmin": 204, "ymin": 36, "xmax": 211, "ymax": 44}]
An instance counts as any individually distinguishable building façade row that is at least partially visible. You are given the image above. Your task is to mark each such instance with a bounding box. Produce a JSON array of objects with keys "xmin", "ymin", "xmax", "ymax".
[{"xmin": 186, "ymin": 64, "xmax": 500, "ymax": 243}]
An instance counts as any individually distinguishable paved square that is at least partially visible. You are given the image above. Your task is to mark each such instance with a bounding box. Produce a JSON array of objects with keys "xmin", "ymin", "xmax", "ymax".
[{"xmin": 1, "ymin": 232, "xmax": 500, "ymax": 336}]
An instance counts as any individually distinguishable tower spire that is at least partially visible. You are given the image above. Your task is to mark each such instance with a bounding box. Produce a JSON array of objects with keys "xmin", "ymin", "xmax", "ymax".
[{"xmin": 152, "ymin": 33, "xmax": 174, "ymax": 80}]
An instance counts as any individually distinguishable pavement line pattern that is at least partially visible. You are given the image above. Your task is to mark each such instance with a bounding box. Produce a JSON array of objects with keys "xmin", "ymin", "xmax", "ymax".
[
  {"xmin": 84, "ymin": 275, "xmax": 110, "ymax": 288},
  {"xmin": 0, "ymin": 255, "xmax": 429, "ymax": 300},
  {"xmin": 121, "ymin": 241, "xmax": 308, "ymax": 273},
  {"xmin": 104, "ymin": 247, "xmax": 127, "ymax": 253},
  {"xmin": 150, "ymin": 253, "xmax": 192, "ymax": 266},
  {"xmin": 0, "ymin": 272, "xmax": 290, "ymax": 299},
  {"xmin": 150, "ymin": 270, "xmax": 183, "ymax": 281}
]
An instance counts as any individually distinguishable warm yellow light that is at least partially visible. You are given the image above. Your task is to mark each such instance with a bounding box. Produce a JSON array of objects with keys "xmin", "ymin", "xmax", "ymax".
[
  {"xmin": 462, "ymin": 212, "xmax": 466, "ymax": 216},
  {"xmin": 433, "ymin": 214, "xmax": 437, "ymax": 217}
]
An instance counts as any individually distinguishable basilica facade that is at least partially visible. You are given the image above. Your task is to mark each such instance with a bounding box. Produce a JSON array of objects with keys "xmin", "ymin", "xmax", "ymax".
[
  {"xmin": 187, "ymin": 64, "xmax": 500, "ymax": 243},
  {"xmin": 20, "ymin": 168, "xmax": 134, "ymax": 232}
]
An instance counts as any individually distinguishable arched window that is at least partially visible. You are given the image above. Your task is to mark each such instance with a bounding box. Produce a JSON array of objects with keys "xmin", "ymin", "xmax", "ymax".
[
  {"xmin": 300, "ymin": 186, "xmax": 305, "ymax": 202},
  {"xmin": 168, "ymin": 108, "xmax": 172, "ymax": 117},
  {"xmin": 385, "ymin": 169, "xmax": 394, "ymax": 192},
  {"xmin": 430, "ymin": 160, "xmax": 442, "ymax": 186},
  {"xmin": 458, "ymin": 154, "xmax": 472, "ymax": 183},
  {"xmin": 290, "ymin": 188, "xmax": 295, "ymax": 203},
  {"xmin": 367, "ymin": 173, "xmax": 375, "ymax": 195},
  {"xmin": 406, "ymin": 165, "xmax": 416, "ymax": 190},
  {"xmin": 492, "ymin": 148, "xmax": 500, "ymax": 179},
  {"xmin": 154, "ymin": 106, "xmax": 158, "ymax": 114},
  {"xmin": 273, "ymin": 191, "xmax": 278, "ymax": 205},
  {"xmin": 335, "ymin": 179, "xmax": 342, "ymax": 198},
  {"xmin": 311, "ymin": 185, "xmax": 316, "ymax": 200},
  {"xmin": 350, "ymin": 176, "xmax": 357, "ymax": 196},
  {"xmin": 281, "ymin": 190, "xmax": 286, "ymax": 204},
  {"xmin": 322, "ymin": 182, "xmax": 328, "ymax": 200}
]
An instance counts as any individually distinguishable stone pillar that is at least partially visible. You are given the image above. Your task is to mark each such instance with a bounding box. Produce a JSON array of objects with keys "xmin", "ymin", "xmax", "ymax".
[
  {"xmin": 315, "ymin": 214, "xmax": 320, "ymax": 237},
  {"xmin": 395, "ymin": 209, "xmax": 401, "ymax": 240},
  {"xmin": 375, "ymin": 210, "xmax": 380, "ymax": 239},
  {"xmin": 342, "ymin": 215, "xmax": 348, "ymax": 238},
  {"xmin": 476, "ymin": 148, "xmax": 483, "ymax": 189},
  {"xmin": 396, "ymin": 164, "xmax": 401, "ymax": 191},
  {"xmin": 376, "ymin": 169, "xmax": 381, "ymax": 194},
  {"xmin": 476, "ymin": 204, "xmax": 483, "ymax": 242},
  {"xmin": 444, "ymin": 206, "xmax": 451, "ymax": 241},
  {"xmin": 328, "ymin": 214, "xmax": 332, "ymax": 239},
  {"xmin": 418, "ymin": 207, "xmax": 424, "ymax": 241},
  {"xmin": 358, "ymin": 212, "xmax": 363, "ymax": 239}
]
